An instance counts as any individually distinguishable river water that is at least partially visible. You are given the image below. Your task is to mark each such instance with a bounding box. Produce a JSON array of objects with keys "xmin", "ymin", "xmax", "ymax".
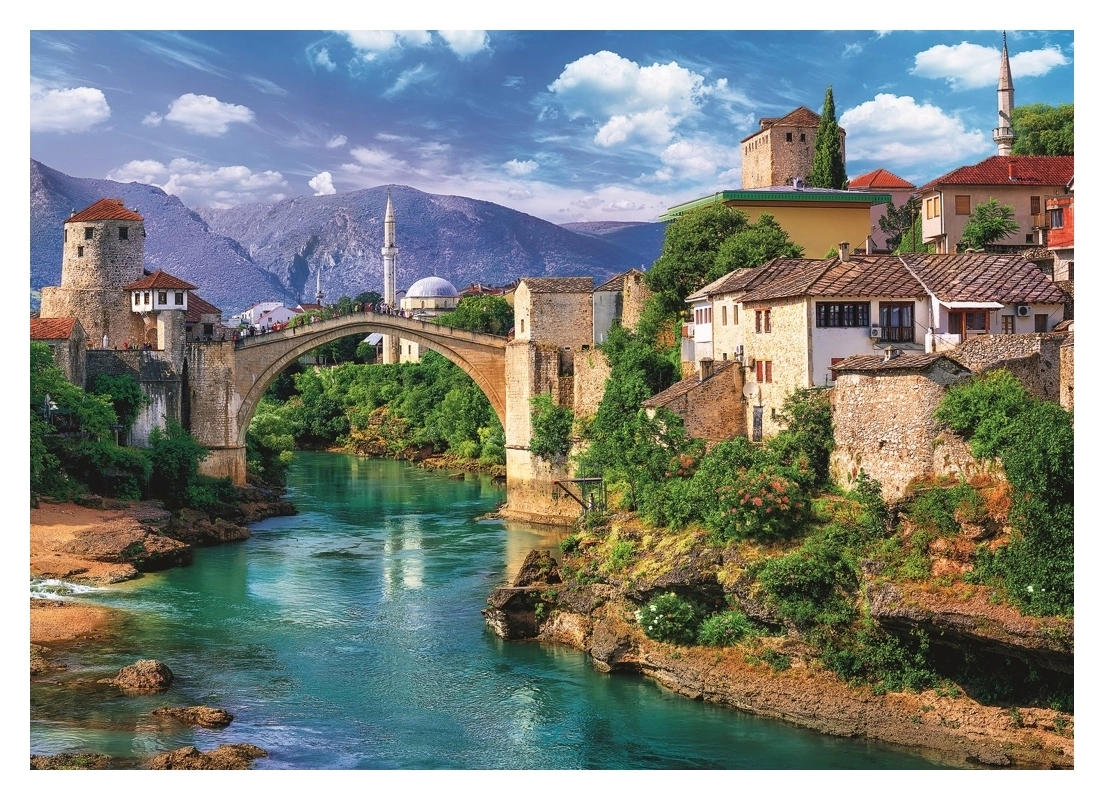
[{"xmin": 30, "ymin": 452, "xmax": 943, "ymax": 769}]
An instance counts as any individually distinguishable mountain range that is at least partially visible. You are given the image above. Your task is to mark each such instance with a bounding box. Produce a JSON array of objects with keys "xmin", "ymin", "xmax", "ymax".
[{"xmin": 30, "ymin": 159, "xmax": 666, "ymax": 315}]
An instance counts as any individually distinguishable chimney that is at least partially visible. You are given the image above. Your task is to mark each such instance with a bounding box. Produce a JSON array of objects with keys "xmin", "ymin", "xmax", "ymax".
[
  {"xmin": 839, "ymin": 242, "xmax": 850, "ymax": 262},
  {"xmin": 883, "ymin": 347, "xmax": 900, "ymax": 362},
  {"xmin": 793, "ymin": 177, "xmax": 804, "ymax": 190},
  {"xmin": 699, "ymin": 358, "xmax": 714, "ymax": 381},
  {"xmin": 1008, "ymin": 159, "xmax": 1017, "ymax": 181}
]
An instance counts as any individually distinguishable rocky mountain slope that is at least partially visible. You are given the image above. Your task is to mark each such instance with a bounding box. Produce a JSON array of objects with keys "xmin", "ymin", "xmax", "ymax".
[{"xmin": 31, "ymin": 159, "xmax": 665, "ymax": 315}]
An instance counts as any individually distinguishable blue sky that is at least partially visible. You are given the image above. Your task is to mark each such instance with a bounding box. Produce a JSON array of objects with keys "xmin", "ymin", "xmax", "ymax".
[{"xmin": 30, "ymin": 22, "xmax": 1074, "ymax": 224}]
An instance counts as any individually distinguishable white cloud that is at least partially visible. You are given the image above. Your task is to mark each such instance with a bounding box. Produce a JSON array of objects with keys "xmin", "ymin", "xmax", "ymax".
[
  {"xmin": 504, "ymin": 159, "xmax": 538, "ymax": 177},
  {"xmin": 106, "ymin": 157, "xmax": 287, "ymax": 208},
  {"xmin": 912, "ymin": 42, "xmax": 1068, "ymax": 91},
  {"xmin": 340, "ymin": 30, "xmax": 430, "ymax": 60},
  {"xmin": 548, "ymin": 50, "xmax": 710, "ymax": 148},
  {"xmin": 438, "ymin": 30, "xmax": 488, "ymax": 58},
  {"xmin": 346, "ymin": 146, "xmax": 410, "ymax": 172},
  {"xmin": 840, "ymin": 94, "xmax": 991, "ymax": 168},
  {"xmin": 30, "ymin": 84, "xmax": 110, "ymax": 133},
  {"xmin": 313, "ymin": 46, "xmax": 336, "ymax": 71},
  {"xmin": 309, "ymin": 171, "xmax": 336, "ymax": 195},
  {"xmin": 245, "ymin": 75, "xmax": 288, "ymax": 96},
  {"xmin": 327, "ymin": 135, "xmax": 347, "ymax": 148},
  {"xmin": 142, "ymin": 112, "xmax": 163, "ymax": 127},
  {"xmin": 384, "ymin": 64, "xmax": 433, "ymax": 97},
  {"xmin": 162, "ymin": 93, "xmax": 254, "ymax": 136},
  {"xmin": 651, "ymin": 139, "xmax": 740, "ymax": 182}
]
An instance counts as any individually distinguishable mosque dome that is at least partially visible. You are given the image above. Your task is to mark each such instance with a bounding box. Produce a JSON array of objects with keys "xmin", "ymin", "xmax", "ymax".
[{"xmin": 405, "ymin": 276, "xmax": 459, "ymax": 298}]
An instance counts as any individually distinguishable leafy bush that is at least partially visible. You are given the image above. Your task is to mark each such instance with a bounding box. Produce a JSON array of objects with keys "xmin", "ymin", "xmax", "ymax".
[
  {"xmin": 753, "ymin": 539, "xmax": 857, "ymax": 629},
  {"xmin": 529, "ymin": 392, "xmax": 574, "ymax": 460},
  {"xmin": 704, "ymin": 468, "xmax": 810, "ymax": 542},
  {"xmin": 605, "ymin": 539, "xmax": 635, "ymax": 572},
  {"xmin": 148, "ymin": 421, "xmax": 208, "ymax": 509},
  {"xmin": 187, "ymin": 475, "xmax": 238, "ymax": 512},
  {"xmin": 819, "ymin": 625, "xmax": 940, "ymax": 694},
  {"xmin": 698, "ymin": 609, "xmax": 755, "ymax": 647},
  {"xmin": 907, "ymin": 481, "xmax": 983, "ymax": 539},
  {"xmin": 635, "ymin": 592, "xmax": 703, "ymax": 645},
  {"xmin": 92, "ymin": 373, "xmax": 149, "ymax": 430}
]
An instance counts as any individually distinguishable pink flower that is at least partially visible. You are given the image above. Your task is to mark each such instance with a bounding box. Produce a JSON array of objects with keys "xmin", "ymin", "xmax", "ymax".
[{"xmin": 753, "ymin": 497, "xmax": 763, "ymax": 507}]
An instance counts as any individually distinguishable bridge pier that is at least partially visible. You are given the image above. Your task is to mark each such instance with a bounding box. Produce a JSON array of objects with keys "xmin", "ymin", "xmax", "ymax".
[{"xmin": 199, "ymin": 446, "xmax": 248, "ymax": 486}]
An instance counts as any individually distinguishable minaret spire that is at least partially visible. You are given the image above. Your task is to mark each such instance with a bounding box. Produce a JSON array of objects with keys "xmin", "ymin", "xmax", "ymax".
[
  {"xmin": 994, "ymin": 31, "xmax": 1016, "ymax": 156},
  {"xmin": 315, "ymin": 265, "xmax": 323, "ymax": 306},
  {"xmin": 380, "ymin": 188, "xmax": 400, "ymax": 363}
]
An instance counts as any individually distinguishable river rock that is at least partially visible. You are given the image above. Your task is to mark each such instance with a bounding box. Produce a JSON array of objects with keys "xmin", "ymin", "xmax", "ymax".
[
  {"xmin": 31, "ymin": 753, "xmax": 119, "ymax": 770},
  {"xmin": 152, "ymin": 706, "xmax": 234, "ymax": 728},
  {"xmin": 148, "ymin": 743, "xmax": 268, "ymax": 770},
  {"xmin": 514, "ymin": 549, "xmax": 561, "ymax": 586},
  {"xmin": 100, "ymin": 659, "xmax": 174, "ymax": 691},
  {"xmin": 30, "ymin": 644, "xmax": 65, "ymax": 675}
]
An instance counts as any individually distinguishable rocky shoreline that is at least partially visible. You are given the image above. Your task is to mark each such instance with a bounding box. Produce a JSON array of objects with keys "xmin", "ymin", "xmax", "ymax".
[
  {"xmin": 484, "ymin": 546, "xmax": 1074, "ymax": 770},
  {"xmin": 30, "ymin": 487, "xmax": 295, "ymax": 769}
]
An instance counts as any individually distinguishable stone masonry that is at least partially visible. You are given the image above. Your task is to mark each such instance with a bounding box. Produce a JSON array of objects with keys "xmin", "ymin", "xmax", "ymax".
[{"xmin": 744, "ymin": 296, "xmax": 810, "ymax": 438}]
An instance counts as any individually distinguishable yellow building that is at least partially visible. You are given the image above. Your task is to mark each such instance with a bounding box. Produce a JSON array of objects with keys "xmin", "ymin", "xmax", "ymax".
[{"xmin": 659, "ymin": 186, "xmax": 890, "ymax": 260}]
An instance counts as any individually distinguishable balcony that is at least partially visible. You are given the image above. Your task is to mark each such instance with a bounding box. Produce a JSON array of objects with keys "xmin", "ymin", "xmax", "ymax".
[
  {"xmin": 1032, "ymin": 212, "xmax": 1049, "ymax": 230},
  {"xmin": 878, "ymin": 326, "xmax": 915, "ymax": 344}
]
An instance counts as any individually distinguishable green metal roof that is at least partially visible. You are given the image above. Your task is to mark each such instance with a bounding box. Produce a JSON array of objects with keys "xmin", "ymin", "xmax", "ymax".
[{"xmin": 659, "ymin": 190, "xmax": 894, "ymax": 221}]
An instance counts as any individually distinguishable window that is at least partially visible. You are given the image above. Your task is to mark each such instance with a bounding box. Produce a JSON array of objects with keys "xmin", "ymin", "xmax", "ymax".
[
  {"xmin": 721, "ymin": 305, "xmax": 727, "ymax": 326},
  {"xmin": 144, "ymin": 292, "xmax": 150, "ymax": 305},
  {"xmin": 800, "ymin": 132, "xmax": 806, "ymax": 142},
  {"xmin": 722, "ymin": 353, "xmax": 728, "ymax": 360},
  {"xmin": 175, "ymin": 292, "xmax": 184, "ymax": 305},
  {"xmin": 878, "ymin": 303, "xmax": 914, "ymax": 342},
  {"xmin": 755, "ymin": 360, "xmax": 773, "ymax": 383},
  {"xmin": 705, "ymin": 307, "xmax": 712, "ymax": 324},
  {"xmin": 519, "ymin": 318, "xmax": 525, "ymax": 334},
  {"xmin": 76, "ymin": 246, "xmax": 84, "ymax": 257},
  {"xmin": 84, "ymin": 227, "xmax": 94, "ymax": 240},
  {"xmin": 755, "ymin": 308, "xmax": 772, "ymax": 333},
  {"xmin": 925, "ymin": 197, "xmax": 941, "ymax": 219},
  {"xmin": 64, "ymin": 230, "xmax": 67, "ymax": 242},
  {"xmin": 1002, "ymin": 315, "xmax": 1015, "ymax": 334},
  {"xmin": 119, "ymin": 226, "xmax": 128, "ymax": 240},
  {"xmin": 158, "ymin": 291, "xmax": 168, "ymax": 305},
  {"xmin": 1035, "ymin": 314, "xmax": 1048, "ymax": 333},
  {"xmin": 786, "ymin": 132, "xmax": 793, "ymax": 142},
  {"xmin": 1030, "ymin": 196, "xmax": 1041, "ymax": 215},
  {"xmin": 1025, "ymin": 233, "xmax": 1034, "ymax": 244},
  {"xmin": 955, "ymin": 195, "xmax": 971, "ymax": 215},
  {"xmin": 1050, "ymin": 208, "xmax": 1065, "ymax": 228},
  {"xmin": 965, "ymin": 311, "xmax": 988, "ymax": 331},
  {"xmin": 816, "ymin": 302, "xmax": 870, "ymax": 328}
]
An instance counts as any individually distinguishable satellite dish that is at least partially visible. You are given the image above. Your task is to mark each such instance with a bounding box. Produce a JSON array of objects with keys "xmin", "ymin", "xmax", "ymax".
[{"xmin": 742, "ymin": 382, "xmax": 760, "ymax": 401}]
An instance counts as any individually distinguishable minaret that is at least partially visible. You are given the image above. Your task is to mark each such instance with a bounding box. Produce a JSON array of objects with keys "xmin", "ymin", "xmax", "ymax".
[
  {"xmin": 380, "ymin": 189, "xmax": 400, "ymax": 364},
  {"xmin": 315, "ymin": 266, "xmax": 324, "ymax": 306},
  {"xmin": 994, "ymin": 32, "xmax": 1016, "ymax": 156}
]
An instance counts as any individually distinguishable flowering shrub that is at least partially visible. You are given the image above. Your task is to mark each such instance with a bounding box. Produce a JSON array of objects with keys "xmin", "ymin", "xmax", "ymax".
[
  {"xmin": 697, "ymin": 609, "xmax": 755, "ymax": 647},
  {"xmin": 635, "ymin": 592, "xmax": 702, "ymax": 645},
  {"xmin": 704, "ymin": 468, "xmax": 810, "ymax": 542}
]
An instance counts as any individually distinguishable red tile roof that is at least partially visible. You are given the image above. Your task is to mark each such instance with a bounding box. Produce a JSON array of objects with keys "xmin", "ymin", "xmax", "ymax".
[
  {"xmin": 31, "ymin": 317, "xmax": 79, "ymax": 340},
  {"xmin": 900, "ymin": 253, "xmax": 1069, "ymax": 304},
  {"xmin": 832, "ymin": 352, "xmax": 970, "ymax": 374},
  {"xmin": 643, "ymin": 360, "xmax": 738, "ymax": 408},
  {"xmin": 185, "ymin": 293, "xmax": 222, "ymax": 323},
  {"xmin": 123, "ymin": 270, "xmax": 198, "ymax": 291},
  {"xmin": 66, "ymin": 198, "xmax": 144, "ymax": 223},
  {"xmin": 741, "ymin": 106, "xmax": 824, "ymax": 143},
  {"xmin": 848, "ymin": 168, "xmax": 916, "ymax": 191},
  {"xmin": 919, "ymin": 156, "xmax": 1073, "ymax": 191}
]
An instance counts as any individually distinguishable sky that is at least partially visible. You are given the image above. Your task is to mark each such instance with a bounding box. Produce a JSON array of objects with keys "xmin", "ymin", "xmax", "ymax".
[{"xmin": 28, "ymin": 21, "xmax": 1075, "ymax": 225}]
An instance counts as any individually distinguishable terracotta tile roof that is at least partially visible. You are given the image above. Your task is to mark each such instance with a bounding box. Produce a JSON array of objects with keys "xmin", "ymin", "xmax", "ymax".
[
  {"xmin": 643, "ymin": 360, "xmax": 738, "ymax": 407},
  {"xmin": 594, "ymin": 269, "xmax": 645, "ymax": 294},
  {"xmin": 122, "ymin": 269, "xmax": 198, "ymax": 291},
  {"xmin": 740, "ymin": 256, "xmax": 924, "ymax": 303},
  {"xmin": 31, "ymin": 317, "xmax": 79, "ymax": 340},
  {"xmin": 520, "ymin": 277, "xmax": 594, "ymax": 294},
  {"xmin": 831, "ymin": 352, "xmax": 969, "ymax": 374},
  {"xmin": 66, "ymin": 198, "xmax": 144, "ymax": 223},
  {"xmin": 900, "ymin": 253, "xmax": 1069, "ymax": 304},
  {"xmin": 919, "ymin": 156, "xmax": 1073, "ymax": 192},
  {"xmin": 185, "ymin": 293, "xmax": 222, "ymax": 323},
  {"xmin": 692, "ymin": 259, "xmax": 810, "ymax": 301},
  {"xmin": 848, "ymin": 168, "xmax": 916, "ymax": 191}
]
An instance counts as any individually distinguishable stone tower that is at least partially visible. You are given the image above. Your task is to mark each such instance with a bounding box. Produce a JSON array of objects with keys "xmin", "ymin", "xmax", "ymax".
[
  {"xmin": 40, "ymin": 198, "xmax": 147, "ymax": 349},
  {"xmin": 994, "ymin": 32, "xmax": 1017, "ymax": 156},
  {"xmin": 380, "ymin": 189, "xmax": 401, "ymax": 364}
]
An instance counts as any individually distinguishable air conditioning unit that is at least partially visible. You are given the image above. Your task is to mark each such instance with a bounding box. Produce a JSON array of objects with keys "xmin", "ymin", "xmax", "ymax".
[
  {"xmin": 734, "ymin": 345, "xmax": 744, "ymax": 363},
  {"xmin": 869, "ymin": 326, "xmax": 882, "ymax": 339},
  {"xmin": 1016, "ymin": 305, "xmax": 1031, "ymax": 317}
]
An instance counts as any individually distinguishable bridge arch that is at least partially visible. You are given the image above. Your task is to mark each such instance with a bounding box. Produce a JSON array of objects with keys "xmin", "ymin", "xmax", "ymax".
[{"xmin": 229, "ymin": 312, "xmax": 508, "ymax": 449}]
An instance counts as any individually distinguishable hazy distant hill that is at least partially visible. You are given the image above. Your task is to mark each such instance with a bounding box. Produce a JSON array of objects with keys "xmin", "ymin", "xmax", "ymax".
[
  {"xmin": 31, "ymin": 159, "xmax": 291, "ymax": 314},
  {"xmin": 194, "ymin": 186, "xmax": 658, "ymax": 304},
  {"xmin": 31, "ymin": 160, "xmax": 664, "ymax": 315}
]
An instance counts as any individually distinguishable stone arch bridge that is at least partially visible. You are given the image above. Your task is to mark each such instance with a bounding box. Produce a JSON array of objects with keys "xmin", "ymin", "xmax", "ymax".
[{"xmin": 186, "ymin": 311, "xmax": 507, "ymax": 484}]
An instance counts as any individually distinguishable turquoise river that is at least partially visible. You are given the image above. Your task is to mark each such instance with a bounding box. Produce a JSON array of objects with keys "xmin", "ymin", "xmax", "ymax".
[{"xmin": 30, "ymin": 452, "xmax": 945, "ymax": 770}]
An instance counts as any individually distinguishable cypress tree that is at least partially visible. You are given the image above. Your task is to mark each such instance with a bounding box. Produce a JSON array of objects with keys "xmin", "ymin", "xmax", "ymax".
[{"xmin": 807, "ymin": 86, "xmax": 848, "ymax": 189}]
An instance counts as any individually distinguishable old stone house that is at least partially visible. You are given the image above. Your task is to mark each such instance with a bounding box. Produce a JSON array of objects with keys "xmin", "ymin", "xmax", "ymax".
[
  {"xmin": 681, "ymin": 248, "xmax": 1067, "ymax": 441},
  {"xmin": 30, "ymin": 316, "xmax": 88, "ymax": 388},
  {"xmin": 642, "ymin": 359, "xmax": 745, "ymax": 445},
  {"xmin": 739, "ymin": 106, "xmax": 842, "ymax": 190}
]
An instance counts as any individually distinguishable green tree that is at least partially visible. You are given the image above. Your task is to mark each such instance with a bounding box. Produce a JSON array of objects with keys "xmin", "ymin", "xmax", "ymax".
[
  {"xmin": 958, "ymin": 198, "xmax": 1020, "ymax": 251},
  {"xmin": 529, "ymin": 393, "xmax": 574, "ymax": 461},
  {"xmin": 246, "ymin": 398, "xmax": 296, "ymax": 487},
  {"xmin": 1011, "ymin": 103, "xmax": 1073, "ymax": 156},
  {"xmin": 878, "ymin": 196, "xmax": 921, "ymax": 252},
  {"xmin": 807, "ymin": 86, "xmax": 848, "ymax": 189},
  {"xmin": 711, "ymin": 213, "xmax": 804, "ymax": 280},
  {"xmin": 92, "ymin": 373, "xmax": 149, "ymax": 430},
  {"xmin": 436, "ymin": 294, "xmax": 514, "ymax": 336},
  {"xmin": 148, "ymin": 420, "xmax": 208, "ymax": 509},
  {"xmin": 646, "ymin": 204, "xmax": 750, "ymax": 317}
]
